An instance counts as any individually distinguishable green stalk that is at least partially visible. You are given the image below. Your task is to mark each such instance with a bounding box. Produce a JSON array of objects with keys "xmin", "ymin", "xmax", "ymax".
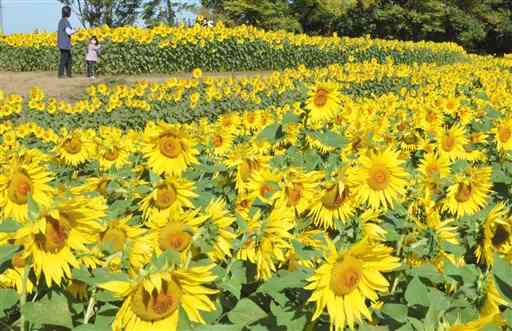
[{"xmin": 19, "ymin": 265, "xmax": 29, "ymax": 331}]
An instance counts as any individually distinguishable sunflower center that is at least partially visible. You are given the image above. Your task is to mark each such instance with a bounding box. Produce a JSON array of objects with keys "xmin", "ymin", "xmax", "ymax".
[
  {"xmin": 498, "ymin": 126, "xmax": 511, "ymax": 143},
  {"xmin": 441, "ymin": 135, "xmax": 455, "ymax": 152},
  {"xmin": 426, "ymin": 111, "xmax": 437, "ymax": 122},
  {"xmin": 97, "ymin": 178, "xmax": 110, "ymax": 196},
  {"xmin": 286, "ymin": 183, "xmax": 304, "ymax": 205},
  {"xmin": 8, "ymin": 172, "xmax": 33, "ymax": 205},
  {"xmin": 321, "ymin": 184, "xmax": 348, "ymax": 210},
  {"xmin": 259, "ymin": 183, "xmax": 274, "ymax": 198},
  {"xmin": 11, "ymin": 253, "xmax": 27, "ymax": 268},
  {"xmin": 425, "ymin": 164, "xmax": 439, "ymax": 177},
  {"xmin": 313, "ymin": 88, "xmax": 328, "ymax": 107},
  {"xmin": 492, "ymin": 224, "xmax": 510, "ymax": 248},
  {"xmin": 155, "ymin": 185, "xmax": 177, "ymax": 209},
  {"xmin": 330, "ymin": 256, "xmax": 363, "ymax": 296},
  {"xmin": 240, "ymin": 160, "xmax": 259, "ymax": 182},
  {"xmin": 102, "ymin": 228, "xmax": 127, "ymax": 252},
  {"xmin": 455, "ymin": 183, "xmax": 472, "ymax": 203},
  {"xmin": 63, "ymin": 136, "xmax": 82, "ymax": 154},
  {"xmin": 159, "ymin": 135, "xmax": 182, "ymax": 159},
  {"xmin": 367, "ymin": 165, "xmax": 390, "ymax": 191},
  {"xmin": 35, "ymin": 217, "xmax": 70, "ymax": 253},
  {"xmin": 212, "ymin": 135, "xmax": 223, "ymax": 147},
  {"xmin": 131, "ymin": 281, "xmax": 181, "ymax": 322},
  {"xmin": 158, "ymin": 224, "xmax": 192, "ymax": 252},
  {"xmin": 103, "ymin": 148, "xmax": 120, "ymax": 161}
]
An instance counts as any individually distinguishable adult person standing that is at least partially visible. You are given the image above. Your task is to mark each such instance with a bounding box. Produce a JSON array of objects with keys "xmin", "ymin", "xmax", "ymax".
[{"xmin": 57, "ymin": 6, "xmax": 77, "ymax": 78}]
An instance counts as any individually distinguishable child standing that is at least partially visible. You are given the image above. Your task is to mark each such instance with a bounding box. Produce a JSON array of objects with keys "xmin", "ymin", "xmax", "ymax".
[{"xmin": 86, "ymin": 36, "xmax": 101, "ymax": 79}]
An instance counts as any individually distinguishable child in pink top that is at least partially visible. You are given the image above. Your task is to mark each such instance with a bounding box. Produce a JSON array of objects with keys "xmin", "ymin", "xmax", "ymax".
[{"xmin": 85, "ymin": 36, "xmax": 101, "ymax": 79}]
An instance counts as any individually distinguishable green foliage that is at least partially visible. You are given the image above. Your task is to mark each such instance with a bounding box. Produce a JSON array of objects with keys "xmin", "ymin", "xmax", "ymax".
[{"xmin": 58, "ymin": 0, "xmax": 143, "ymax": 28}]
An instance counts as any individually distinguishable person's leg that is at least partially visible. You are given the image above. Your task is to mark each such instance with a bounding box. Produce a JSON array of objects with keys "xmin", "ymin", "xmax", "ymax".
[
  {"xmin": 91, "ymin": 61, "xmax": 96, "ymax": 78},
  {"xmin": 58, "ymin": 49, "xmax": 66, "ymax": 78},
  {"xmin": 66, "ymin": 50, "xmax": 72, "ymax": 78},
  {"xmin": 86, "ymin": 61, "xmax": 92, "ymax": 77}
]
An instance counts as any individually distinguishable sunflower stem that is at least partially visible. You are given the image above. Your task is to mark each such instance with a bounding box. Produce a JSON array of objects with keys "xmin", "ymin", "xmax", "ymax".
[
  {"xmin": 83, "ymin": 289, "xmax": 97, "ymax": 324},
  {"xmin": 19, "ymin": 265, "xmax": 29, "ymax": 331}
]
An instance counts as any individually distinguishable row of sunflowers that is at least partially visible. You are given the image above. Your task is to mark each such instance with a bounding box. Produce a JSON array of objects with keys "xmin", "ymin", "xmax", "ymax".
[
  {"xmin": 2, "ymin": 55, "xmax": 512, "ymax": 330},
  {"xmin": 0, "ymin": 23, "xmax": 467, "ymax": 74}
]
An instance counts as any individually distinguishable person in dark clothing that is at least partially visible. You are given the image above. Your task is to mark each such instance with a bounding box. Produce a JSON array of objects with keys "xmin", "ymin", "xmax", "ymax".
[{"xmin": 57, "ymin": 6, "xmax": 77, "ymax": 78}]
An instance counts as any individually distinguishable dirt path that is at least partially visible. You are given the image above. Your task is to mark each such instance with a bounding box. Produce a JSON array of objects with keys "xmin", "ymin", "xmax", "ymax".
[{"xmin": 0, "ymin": 71, "xmax": 271, "ymax": 101}]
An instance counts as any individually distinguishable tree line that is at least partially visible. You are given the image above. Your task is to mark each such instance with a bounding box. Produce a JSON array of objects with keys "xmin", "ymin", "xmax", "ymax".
[{"xmin": 59, "ymin": 0, "xmax": 512, "ymax": 55}]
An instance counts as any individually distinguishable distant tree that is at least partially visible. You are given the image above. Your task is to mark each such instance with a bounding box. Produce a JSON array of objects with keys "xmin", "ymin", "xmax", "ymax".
[
  {"xmin": 58, "ymin": 0, "xmax": 142, "ymax": 28},
  {"xmin": 201, "ymin": 0, "xmax": 302, "ymax": 32},
  {"xmin": 142, "ymin": 0, "xmax": 197, "ymax": 27}
]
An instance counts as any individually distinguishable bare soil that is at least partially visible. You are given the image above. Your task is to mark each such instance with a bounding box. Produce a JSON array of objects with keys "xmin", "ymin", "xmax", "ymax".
[{"xmin": 0, "ymin": 71, "xmax": 271, "ymax": 101}]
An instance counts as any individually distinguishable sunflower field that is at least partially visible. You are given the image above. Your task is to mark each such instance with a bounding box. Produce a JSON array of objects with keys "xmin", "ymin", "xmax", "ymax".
[
  {"xmin": 2, "ymin": 24, "xmax": 512, "ymax": 331},
  {"xmin": 0, "ymin": 23, "xmax": 466, "ymax": 74}
]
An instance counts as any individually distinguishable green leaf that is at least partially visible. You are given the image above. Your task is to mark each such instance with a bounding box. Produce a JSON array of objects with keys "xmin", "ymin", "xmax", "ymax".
[
  {"xmin": 228, "ymin": 298, "xmax": 267, "ymax": 326},
  {"xmin": 405, "ymin": 277, "xmax": 429, "ymax": 307},
  {"xmin": 282, "ymin": 111, "xmax": 300, "ymax": 125},
  {"xmin": 23, "ymin": 293, "xmax": 73, "ymax": 329},
  {"xmin": 411, "ymin": 264, "xmax": 444, "ymax": 284},
  {"xmin": 314, "ymin": 130, "xmax": 347, "ymax": 148},
  {"xmin": 257, "ymin": 123, "xmax": 283, "ymax": 142},
  {"xmin": 195, "ymin": 325, "xmax": 245, "ymax": 331},
  {"xmin": 493, "ymin": 254, "xmax": 512, "ymax": 301},
  {"xmin": 381, "ymin": 303, "xmax": 408, "ymax": 323},
  {"xmin": 271, "ymin": 302, "xmax": 307, "ymax": 329},
  {"xmin": 0, "ymin": 219, "xmax": 22, "ymax": 232},
  {"xmin": 73, "ymin": 325, "xmax": 107, "ymax": 331},
  {"xmin": 0, "ymin": 244, "xmax": 19, "ymax": 265},
  {"xmin": 27, "ymin": 195, "xmax": 40, "ymax": 220},
  {"xmin": 149, "ymin": 170, "xmax": 161, "ymax": 186},
  {"xmin": 503, "ymin": 308, "xmax": 512, "ymax": 327},
  {"xmin": 0, "ymin": 289, "xmax": 18, "ymax": 318},
  {"xmin": 257, "ymin": 269, "xmax": 308, "ymax": 305}
]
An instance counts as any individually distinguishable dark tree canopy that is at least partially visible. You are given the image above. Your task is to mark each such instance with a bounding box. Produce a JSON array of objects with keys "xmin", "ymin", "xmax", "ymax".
[
  {"xmin": 58, "ymin": 0, "xmax": 143, "ymax": 28},
  {"xmin": 201, "ymin": 0, "xmax": 512, "ymax": 54}
]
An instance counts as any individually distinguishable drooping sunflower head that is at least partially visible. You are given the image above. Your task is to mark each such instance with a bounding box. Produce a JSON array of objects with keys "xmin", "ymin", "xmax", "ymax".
[
  {"xmin": 475, "ymin": 203, "xmax": 512, "ymax": 266},
  {"xmin": 493, "ymin": 118, "xmax": 512, "ymax": 152},
  {"xmin": 99, "ymin": 265, "xmax": 218, "ymax": 331},
  {"xmin": 310, "ymin": 169, "xmax": 357, "ymax": 229}
]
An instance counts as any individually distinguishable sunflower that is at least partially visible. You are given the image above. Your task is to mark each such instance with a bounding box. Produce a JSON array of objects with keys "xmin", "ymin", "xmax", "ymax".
[
  {"xmin": 305, "ymin": 81, "xmax": 340, "ymax": 124},
  {"xmin": 481, "ymin": 276, "xmax": 509, "ymax": 316},
  {"xmin": 13, "ymin": 195, "xmax": 107, "ymax": 286},
  {"xmin": 444, "ymin": 312, "xmax": 503, "ymax": 331},
  {"xmin": 285, "ymin": 229, "xmax": 324, "ymax": 271},
  {"xmin": 475, "ymin": 203, "xmax": 512, "ymax": 266},
  {"xmin": 237, "ymin": 208, "xmax": 293, "ymax": 280},
  {"xmin": 493, "ymin": 118, "xmax": 512, "ymax": 152},
  {"xmin": 144, "ymin": 209, "xmax": 204, "ymax": 262},
  {"xmin": 99, "ymin": 266, "xmax": 217, "ymax": 331},
  {"xmin": 207, "ymin": 125, "xmax": 235, "ymax": 157},
  {"xmin": 417, "ymin": 152, "xmax": 450, "ymax": 180},
  {"xmin": 54, "ymin": 130, "xmax": 95, "ymax": 166},
  {"xmin": 349, "ymin": 148, "xmax": 408, "ymax": 210},
  {"xmin": 245, "ymin": 168, "xmax": 281, "ymax": 205},
  {"xmin": 309, "ymin": 168, "xmax": 358, "ymax": 229},
  {"xmin": 437, "ymin": 125, "xmax": 468, "ymax": 161},
  {"xmin": 225, "ymin": 145, "xmax": 270, "ymax": 192},
  {"xmin": 444, "ymin": 166, "xmax": 492, "ymax": 218},
  {"xmin": 276, "ymin": 167, "xmax": 322, "ymax": 216},
  {"xmin": 0, "ymin": 156, "xmax": 54, "ymax": 223},
  {"xmin": 201, "ymin": 198, "xmax": 237, "ymax": 261},
  {"xmin": 142, "ymin": 122, "xmax": 198, "ymax": 175},
  {"xmin": 305, "ymin": 239, "xmax": 400, "ymax": 331},
  {"xmin": 96, "ymin": 127, "xmax": 132, "ymax": 170},
  {"xmin": 140, "ymin": 175, "xmax": 197, "ymax": 225},
  {"xmin": 0, "ymin": 264, "xmax": 35, "ymax": 295}
]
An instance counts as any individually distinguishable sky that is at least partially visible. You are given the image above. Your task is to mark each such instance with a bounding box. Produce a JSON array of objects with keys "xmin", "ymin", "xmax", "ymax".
[{"xmin": 1, "ymin": 0, "xmax": 198, "ymax": 34}]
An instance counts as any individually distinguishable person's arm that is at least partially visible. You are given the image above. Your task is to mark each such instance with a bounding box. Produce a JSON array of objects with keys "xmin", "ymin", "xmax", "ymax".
[{"xmin": 65, "ymin": 27, "xmax": 76, "ymax": 36}]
